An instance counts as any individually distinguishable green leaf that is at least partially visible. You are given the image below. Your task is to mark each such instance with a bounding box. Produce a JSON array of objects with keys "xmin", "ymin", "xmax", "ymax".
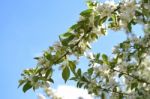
[
  {"xmin": 59, "ymin": 32, "xmax": 75, "ymax": 46},
  {"xmin": 70, "ymin": 77, "xmax": 77, "ymax": 81},
  {"xmin": 48, "ymin": 78, "xmax": 54, "ymax": 83},
  {"xmin": 135, "ymin": 10, "xmax": 143, "ymax": 16},
  {"xmin": 102, "ymin": 54, "xmax": 108, "ymax": 64},
  {"xmin": 131, "ymin": 82, "xmax": 138, "ymax": 90},
  {"xmin": 70, "ymin": 24, "xmax": 79, "ymax": 30},
  {"xmin": 91, "ymin": 33, "xmax": 98, "ymax": 40},
  {"xmin": 119, "ymin": 93, "xmax": 124, "ymax": 99},
  {"xmin": 77, "ymin": 68, "xmax": 82, "ymax": 77},
  {"xmin": 45, "ymin": 69, "xmax": 53, "ymax": 78},
  {"xmin": 87, "ymin": 0, "xmax": 96, "ymax": 9},
  {"xmin": 81, "ymin": 75, "xmax": 88, "ymax": 82},
  {"xmin": 59, "ymin": 32, "xmax": 74, "ymax": 39},
  {"xmin": 94, "ymin": 15, "xmax": 101, "ymax": 27},
  {"xmin": 143, "ymin": 0, "xmax": 148, "ymax": 3},
  {"xmin": 88, "ymin": 68, "xmax": 93, "ymax": 76},
  {"xmin": 99, "ymin": 16, "xmax": 107, "ymax": 25},
  {"xmin": 96, "ymin": 53, "xmax": 100, "ymax": 60},
  {"xmin": 101, "ymin": 92, "xmax": 105, "ymax": 99},
  {"xmin": 127, "ymin": 22, "xmax": 132, "ymax": 32},
  {"xmin": 110, "ymin": 14, "xmax": 116, "ymax": 22},
  {"xmin": 77, "ymin": 82, "xmax": 84, "ymax": 88},
  {"xmin": 62, "ymin": 32, "xmax": 72, "ymax": 38},
  {"xmin": 32, "ymin": 76, "xmax": 39, "ymax": 82},
  {"xmin": 24, "ymin": 69, "xmax": 31, "ymax": 76},
  {"xmin": 62, "ymin": 66, "xmax": 70, "ymax": 83},
  {"xmin": 80, "ymin": 9, "xmax": 93, "ymax": 17},
  {"xmin": 110, "ymin": 57, "xmax": 118, "ymax": 69},
  {"xmin": 44, "ymin": 52, "xmax": 52, "ymax": 60},
  {"xmin": 94, "ymin": 16, "xmax": 107, "ymax": 27},
  {"xmin": 99, "ymin": 60, "xmax": 103, "ymax": 64},
  {"xmin": 18, "ymin": 80, "xmax": 25, "ymax": 88},
  {"xmin": 69, "ymin": 61, "xmax": 76, "ymax": 74},
  {"xmin": 34, "ymin": 57, "xmax": 40, "ymax": 60},
  {"xmin": 113, "ymin": 87, "xmax": 117, "ymax": 92},
  {"xmin": 23, "ymin": 81, "xmax": 32, "ymax": 93},
  {"xmin": 39, "ymin": 77, "xmax": 47, "ymax": 81},
  {"xmin": 118, "ymin": 73, "xmax": 123, "ymax": 78},
  {"xmin": 108, "ymin": 18, "xmax": 113, "ymax": 21}
]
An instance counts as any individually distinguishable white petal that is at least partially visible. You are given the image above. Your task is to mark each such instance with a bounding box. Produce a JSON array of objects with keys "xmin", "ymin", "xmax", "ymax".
[{"xmin": 37, "ymin": 93, "xmax": 46, "ymax": 99}]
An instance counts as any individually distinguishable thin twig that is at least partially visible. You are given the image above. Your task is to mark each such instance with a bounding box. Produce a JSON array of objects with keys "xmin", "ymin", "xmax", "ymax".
[
  {"xmin": 53, "ymin": 33, "xmax": 86, "ymax": 64},
  {"xmin": 100, "ymin": 87, "xmax": 131, "ymax": 96},
  {"xmin": 112, "ymin": 69, "xmax": 150, "ymax": 85}
]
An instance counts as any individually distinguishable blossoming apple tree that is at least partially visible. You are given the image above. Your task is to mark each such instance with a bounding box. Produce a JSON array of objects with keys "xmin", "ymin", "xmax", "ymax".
[{"xmin": 19, "ymin": 0, "xmax": 150, "ymax": 99}]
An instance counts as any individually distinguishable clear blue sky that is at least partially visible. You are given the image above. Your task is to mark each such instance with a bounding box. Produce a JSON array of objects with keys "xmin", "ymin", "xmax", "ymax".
[{"xmin": 0, "ymin": 0, "xmax": 142, "ymax": 99}]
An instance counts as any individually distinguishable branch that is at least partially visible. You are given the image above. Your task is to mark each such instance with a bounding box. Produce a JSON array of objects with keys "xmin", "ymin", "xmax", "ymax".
[
  {"xmin": 53, "ymin": 30, "xmax": 89, "ymax": 65},
  {"xmin": 112, "ymin": 69, "xmax": 150, "ymax": 85},
  {"xmin": 100, "ymin": 87, "xmax": 132, "ymax": 96}
]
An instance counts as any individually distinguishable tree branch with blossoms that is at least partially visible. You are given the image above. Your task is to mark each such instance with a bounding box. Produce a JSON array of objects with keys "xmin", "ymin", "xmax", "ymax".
[{"xmin": 19, "ymin": 0, "xmax": 150, "ymax": 99}]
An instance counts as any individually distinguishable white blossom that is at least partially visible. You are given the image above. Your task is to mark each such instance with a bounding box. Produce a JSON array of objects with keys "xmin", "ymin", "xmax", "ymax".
[
  {"xmin": 96, "ymin": 0, "xmax": 117, "ymax": 17},
  {"xmin": 143, "ymin": 3, "xmax": 150, "ymax": 9},
  {"xmin": 79, "ymin": 16, "xmax": 85, "ymax": 21},
  {"xmin": 84, "ymin": 51, "xmax": 94, "ymax": 60},
  {"xmin": 37, "ymin": 93, "xmax": 46, "ymax": 99},
  {"xmin": 109, "ymin": 78, "xmax": 117, "ymax": 87},
  {"xmin": 89, "ymin": 14, "xmax": 95, "ymax": 27},
  {"xmin": 144, "ymin": 24, "xmax": 150, "ymax": 35},
  {"xmin": 44, "ymin": 87, "xmax": 54, "ymax": 96},
  {"xmin": 92, "ymin": 24, "xmax": 107, "ymax": 36},
  {"xmin": 119, "ymin": 0, "xmax": 138, "ymax": 30},
  {"xmin": 53, "ymin": 41, "xmax": 62, "ymax": 51},
  {"xmin": 45, "ymin": 81, "xmax": 50, "ymax": 88}
]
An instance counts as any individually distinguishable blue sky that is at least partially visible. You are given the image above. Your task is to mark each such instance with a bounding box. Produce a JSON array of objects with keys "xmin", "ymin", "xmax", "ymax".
[{"xmin": 0, "ymin": 0, "xmax": 142, "ymax": 99}]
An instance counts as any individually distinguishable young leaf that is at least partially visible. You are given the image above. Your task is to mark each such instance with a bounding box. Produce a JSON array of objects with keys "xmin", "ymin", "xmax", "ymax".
[
  {"xmin": 80, "ymin": 9, "xmax": 93, "ymax": 17},
  {"xmin": 70, "ymin": 24, "xmax": 78, "ymax": 30},
  {"xmin": 48, "ymin": 78, "xmax": 54, "ymax": 83},
  {"xmin": 69, "ymin": 61, "xmax": 76, "ymax": 74},
  {"xmin": 127, "ymin": 22, "xmax": 132, "ymax": 32},
  {"xmin": 59, "ymin": 32, "xmax": 74, "ymax": 39},
  {"xmin": 59, "ymin": 32, "xmax": 75, "ymax": 46},
  {"xmin": 23, "ymin": 81, "xmax": 32, "ymax": 93},
  {"xmin": 34, "ymin": 57, "xmax": 40, "ymax": 60},
  {"xmin": 77, "ymin": 68, "xmax": 82, "ymax": 77},
  {"xmin": 88, "ymin": 68, "xmax": 93, "ymax": 76},
  {"xmin": 87, "ymin": 0, "xmax": 96, "ymax": 9},
  {"xmin": 102, "ymin": 54, "xmax": 108, "ymax": 64},
  {"xmin": 99, "ymin": 16, "xmax": 107, "ymax": 25},
  {"xmin": 18, "ymin": 80, "xmax": 25, "ymax": 88},
  {"xmin": 44, "ymin": 52, "xmax": 52, "ymax": 60},
  {"xmin": 62, "ymin": 66, "xmax": 70, "ymax": 83},
  {"xmin": 131, "ymin": 82, "xmax": 138, "ymax": 90},
  {"xmin": 96, "ymin": 53, "xmax": 100, "ymax": 60},
  {"xmin": 45, "ymin": 69, "xmax": 53, "ymax": 79}
]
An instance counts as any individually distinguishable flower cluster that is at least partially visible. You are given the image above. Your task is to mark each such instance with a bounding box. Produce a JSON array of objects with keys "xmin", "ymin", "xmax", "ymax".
[
  {"xmin": 95, "ymin": 1, "xmax": 117, "ymax": 18},
  {"xmin": 119, "ymin": 0, "xmax": 138, "ymax": 29},
  {"xmin": 37, "ymin": 81, "xmax": 62, "ymax": 99}
]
